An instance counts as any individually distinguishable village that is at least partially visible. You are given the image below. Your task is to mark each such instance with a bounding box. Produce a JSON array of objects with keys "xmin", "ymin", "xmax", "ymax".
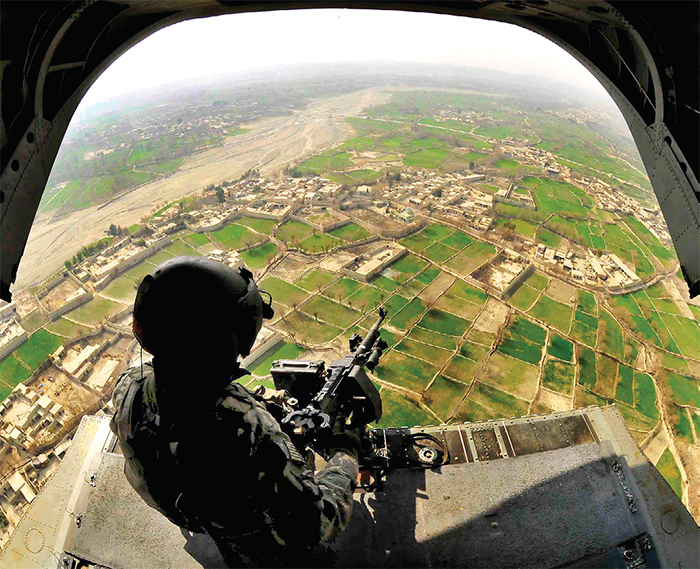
[{"xmin": 0, "ymin": 147, "xmax": 674, "ymax": 544}]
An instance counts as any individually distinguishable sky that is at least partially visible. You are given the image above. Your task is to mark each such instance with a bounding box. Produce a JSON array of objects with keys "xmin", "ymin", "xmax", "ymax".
[{"xmin": 80, "ymin": 8, "xmax": 609, "ymax": 108}]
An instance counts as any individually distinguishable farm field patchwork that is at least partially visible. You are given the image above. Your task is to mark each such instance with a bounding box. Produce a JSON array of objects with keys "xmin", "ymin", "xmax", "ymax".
[
  {"xmin": 15, "ymin": 330, "xmax": 64, "ymax": 370},
  {"xmin": 301, "ymin": 295, "xmax": 362, "ymax": 328},
  {"xmin": 455, "ymin": 382, "xmax": 529, "ymax": 423},
  {"xmin": 275, "ymin": 311, "xmax": 342, "ymax": 344},
  {"xmin": 241, "ymin": 241, "xmax": 278, "ymax": 269},
  {"xmin": 424, "ymin": 375, "xmax": 469, "ymax": 420},
  {"xmin": 374, "ymin": 351, "xmax": 439, "ymax": 391},
  {"xmin": 528, "ymin": 295, "xmax": 573, "ymax": 333},
  {"xmin": 373, "ymin": 388, "xmax": 435, "ymax": 428},
  {"xmin": 260, "ymin": 277, "xmax": 309, "ymax": 307},
  {"xmin": 250, "ymin": 343, "xmax": 307, "ymax": 377},
  {"xmin": 542, "ymin": 359, "xmax": 575, "ymax": 396},
  {"xmin": 0, "ymin": 356, "xmax": 32, "ymax": 388},
  {"xmin": 65, "ymin": 297, "xmax": 125, "ymax": 326}
]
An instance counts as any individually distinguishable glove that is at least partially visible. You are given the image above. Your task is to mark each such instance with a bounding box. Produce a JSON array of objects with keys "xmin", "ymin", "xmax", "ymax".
[{"xmin": 327, "ymin": 429, "xmax": 361, "ymax": 460}]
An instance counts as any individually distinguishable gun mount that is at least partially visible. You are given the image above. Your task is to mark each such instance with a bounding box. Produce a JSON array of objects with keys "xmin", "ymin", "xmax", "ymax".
[
  {"xmin": 273, "ymin": 309, "xmax": 387, "ymax": 443},
  {"xmin": 6, "ymin": 406, "xmax": 697, "ymax": 569}
]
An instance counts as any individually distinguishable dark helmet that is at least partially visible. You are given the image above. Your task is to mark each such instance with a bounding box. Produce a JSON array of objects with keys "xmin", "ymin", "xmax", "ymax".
[{"xmin": 132, "ymin": 256, "xmax": 274, "ymax": 360}]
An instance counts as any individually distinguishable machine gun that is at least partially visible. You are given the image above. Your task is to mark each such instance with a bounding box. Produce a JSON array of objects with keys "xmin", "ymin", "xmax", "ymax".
[{"xmin": 270, "ymin": 308, "xmax": 388, "ymax": 448}]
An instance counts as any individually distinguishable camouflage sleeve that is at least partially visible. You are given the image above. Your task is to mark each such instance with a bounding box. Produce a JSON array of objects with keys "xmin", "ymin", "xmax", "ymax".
[
  {"xmin": 221, "ymin": 383, "xmax": 358, "ymax": 548},
  {"xmin": 313, "ymin": 451, "xmax": 359, "ymax": 542}
]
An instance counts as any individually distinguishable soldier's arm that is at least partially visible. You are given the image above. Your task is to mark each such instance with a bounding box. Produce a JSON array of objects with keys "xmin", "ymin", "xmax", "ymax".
[{"xmin": 223, "ymin": 385, "xmax": 358, "ymax": 547}]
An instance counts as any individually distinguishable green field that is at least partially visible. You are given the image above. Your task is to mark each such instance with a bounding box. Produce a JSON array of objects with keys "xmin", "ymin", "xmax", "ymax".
[
  {"xmin": 65, "ymin": 297, "xmax": 124, "ymax": 326},
  {"xmin": 237, "ymin": 216, "xmax": 278, "ymax": 234},
  {"xmin": 346, "ymin": 286, "xmax": 387, "ymax": 313},
  {"xmin": 329, "ymin": 223, "xmax": 371, "ymax": 242},
  {"xmin": 240, "ymin": 241, "xmax": 278, "ymax": 269},
  {"xmin": 408, "ymin": 326, "xmax": 459, "ymax": 350},
  {"xmin": 395, "ymin": 338, "xmax": 452, "ymax": 368},
  {"xmin": 571, "ymin": 306, "xmax": 598, "ymax": 347},
  {"xmin": 276, "ymin": 220, "xmax": 314, "ymax": 244},
  {"xmin": 598, "ymin": 309, "xmax": 624, "ymax": 359},
  {"xmin": 276, "ymin": 311, "xmax": 341, "ymax": 344},
  {"xmin": 209, "ymin": 223, "xmax": 256, "ymax": 250},
  {"xmin": 390, "ymin": 297, "xmax": 427, "ymax": 330},
  {"xmin": 250, "ymin": 343, "xmax": 306, "ymax": 377},
  {"xmin": 615, "ymin": 365, "xmax": 635, "ymax": 406},
  {"xmin": 448, "ymin": 280, "xmax": 488, "ymax": 304},
  {"xmin": 442, "ymin": 230, "xmax": 473, "ymax": 250},
  {"xmin": 259, "ymin": 277, "xmax": 309, "ymax": 307},
  {"xmin": 459, "ymin": 341, "xmax": 489, "ymax": 362},
  {"xmin": 577, "ymin": 290, "xmax": 597, "ymax": 315},
  {"xmin": 99, "ymin": 275, "xmax": 138, "ymax": 302},
  {"xmin": 547, "ymin": 333, "xmax": 574, "ymax": 361},
  {"xmin": 44, "ymin": 318, "xmax": 92, "ymax": 338},
  {"xmin": 423, "ymin": 242, "xmax": 458, "ymax": 264},
  {"xmin": 442, "ymin": 356, "xmax": 481, "ymax": 384},
  {"xmin": 373, "ymin": 388, "xmax": 435, "ymax": 428},
  {"xmin": 656, "ymin": 448, "xmax": 682, "ymax": 499},
  {"xmin": 536, "ymin": 227, "xmax": 562, "ymax": 249},
  {"xmin": 417, "ymin": 308, "xmax": 470, "ymax": 337},
  {"xmin": 543, "ymin": 359, "xmax": 575, "ymax": 395},
  {"xmin": 324, "ymin": 277, "xmax": 364, "ymax": 300},
  {"xmin": 634, "ymin": 372, "xmax": 658, "ymax": 420},
  {"xmin": 662, "ymin": 371, "xmax": 700, "ymax": 407},
  {"xmin": 445, "ymin": 241, "xmax": 497, "ymax": 276},
  {"xmin": 403, "ymin": 148, "xmax": 449, "ymax": 168},
  {"xmin": 669, "ymin": 405, "xmax": 694, "ymax": 443},
  {"xmin": 529, "ymin": 295, "xmax": 573, "ymax": 333},
  {"xmin": 578, "ymin": 346, "xmax": 597, "ymax": 389},
  {"xmin": 509, "ymin": 283, "xmax": 540, "ymax": 311},
  {"xmin": 374, "ymin": 351, "xmax": 438, "ymax": 391},
  {"xmin": 415, "ymin": 267, "xmax": 441, "ymax": 285},
  {"xmin": 382, "ymin": 294, "xmax": 409, "ymax": 318},
  {"xmin": 662, "ymin": 352, "xmax": 690, "ymax": 374},
  {"xmin": 391, "ymin": 254, "xmax": 428, "ymax": 276},
  {"xmin": 299, "ymin": 233, "xmax": 342, "ymax": 253},
  {"xmin": 0, "ymin": 356, "xmax": 32, "ymax": 389},
  {"xmin": 455, "ymin": 382, "xmax": 529, "ymax": 422},
  {"xmin": 497, "ymin": 336, "xmax": 543, "ymax": 365},
  {"xmin": 479, "ymin": 352, "xmax": 540, "ymax": 401},
  {"xmin": 15, "ymin": 329, "xmax": 64, "ymax": 370},
  {"xmin": 424, "ymin": 375, "xmax": 469, "ymax": 420},
  {"xmin": 302, "ymin": 295, "xmax": 361, "ymax": 328},
  {"xmin": 124, "ymin": 260, "xmax": 158, "ymax": 282},
  {"xmin": 371, "ymin": 275, "xmax": 401, "ymax": 292},
  {"xmin": 164, "ymin": 239, "xmax": 201, "ymax": 257},
  {"xmin": 185, "ymin": 232, "xmax": 211, "ymax": 247}
]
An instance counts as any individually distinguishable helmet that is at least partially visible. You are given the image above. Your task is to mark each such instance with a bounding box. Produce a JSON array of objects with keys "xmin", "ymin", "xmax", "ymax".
[{"xmin": 132, "ymin": 256, "xmax": 274, "ymax": 360}]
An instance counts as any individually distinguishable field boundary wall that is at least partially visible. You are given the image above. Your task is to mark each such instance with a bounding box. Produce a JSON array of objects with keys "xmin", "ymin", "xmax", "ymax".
[
  {"xmin": 185, "ymin": 211, "xmax": 240, "ymax": 234},
  {"xmin": 500, "ymin": 263, "xmax": 535, "ymax": 299},
  {"xmin": 0, "ymin": 328, "xmax": 28, "ymax": 360},
  {"xmin": 94, "ymin": 238, "xmax": 170, "ymax": 291},
  {"xmin": 47, "ymin": 289, "xmax": 93, "ymax": 320},
  {"xmin": 241, "ymin": 333, "xmax": 284, "ymax": 371}
]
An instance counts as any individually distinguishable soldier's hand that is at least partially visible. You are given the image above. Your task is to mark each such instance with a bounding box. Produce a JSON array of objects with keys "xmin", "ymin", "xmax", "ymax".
[{"xmin": 327, "ymin": 429, "xmax": 361, "ymax": 460}]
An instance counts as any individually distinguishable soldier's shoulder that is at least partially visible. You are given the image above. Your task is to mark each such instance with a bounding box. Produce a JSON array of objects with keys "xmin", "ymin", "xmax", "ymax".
[{"xmin": 112, "ymin": 358, "xmax": 154, "ymax": 406}]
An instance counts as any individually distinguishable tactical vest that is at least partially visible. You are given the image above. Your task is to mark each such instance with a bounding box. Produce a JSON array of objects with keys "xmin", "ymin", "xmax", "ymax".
[{"xmin": 111, "ymin": 362, "xmax": 205, "ymax": 532}]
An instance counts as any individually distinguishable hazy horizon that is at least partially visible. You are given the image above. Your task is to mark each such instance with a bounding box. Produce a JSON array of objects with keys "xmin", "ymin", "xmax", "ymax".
[{"xmin": 79, "ymin": 9, "xmax": 609, "ymax": 109}]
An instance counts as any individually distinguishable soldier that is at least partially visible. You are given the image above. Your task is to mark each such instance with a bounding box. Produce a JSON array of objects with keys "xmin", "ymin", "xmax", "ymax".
[{"xmin": 110, "ymin": 256, "xmax": 359, "ymax": 566}]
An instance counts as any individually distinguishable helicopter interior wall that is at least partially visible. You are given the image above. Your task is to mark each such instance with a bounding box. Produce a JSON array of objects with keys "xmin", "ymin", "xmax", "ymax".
[{"xmin": 1, "ymin": 1, "xmax": 698, "ymax": 300}]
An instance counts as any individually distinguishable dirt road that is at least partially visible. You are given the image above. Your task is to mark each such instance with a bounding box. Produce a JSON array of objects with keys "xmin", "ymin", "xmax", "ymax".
[{"xmin": 15, "ymin": 88, "xmax": 389, "ymax": 290}]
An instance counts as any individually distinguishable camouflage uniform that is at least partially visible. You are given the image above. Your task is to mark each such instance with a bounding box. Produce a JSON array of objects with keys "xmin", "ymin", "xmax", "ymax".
[{"xmin": 110, "ymin": 360, "xmax": 358, "ymax": 567}]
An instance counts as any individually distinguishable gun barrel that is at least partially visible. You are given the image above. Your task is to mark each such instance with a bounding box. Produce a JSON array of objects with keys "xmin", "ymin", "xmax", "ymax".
[{"xmin": 360, "ymin": 308, "xmax": 388, "ymax": 352}]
